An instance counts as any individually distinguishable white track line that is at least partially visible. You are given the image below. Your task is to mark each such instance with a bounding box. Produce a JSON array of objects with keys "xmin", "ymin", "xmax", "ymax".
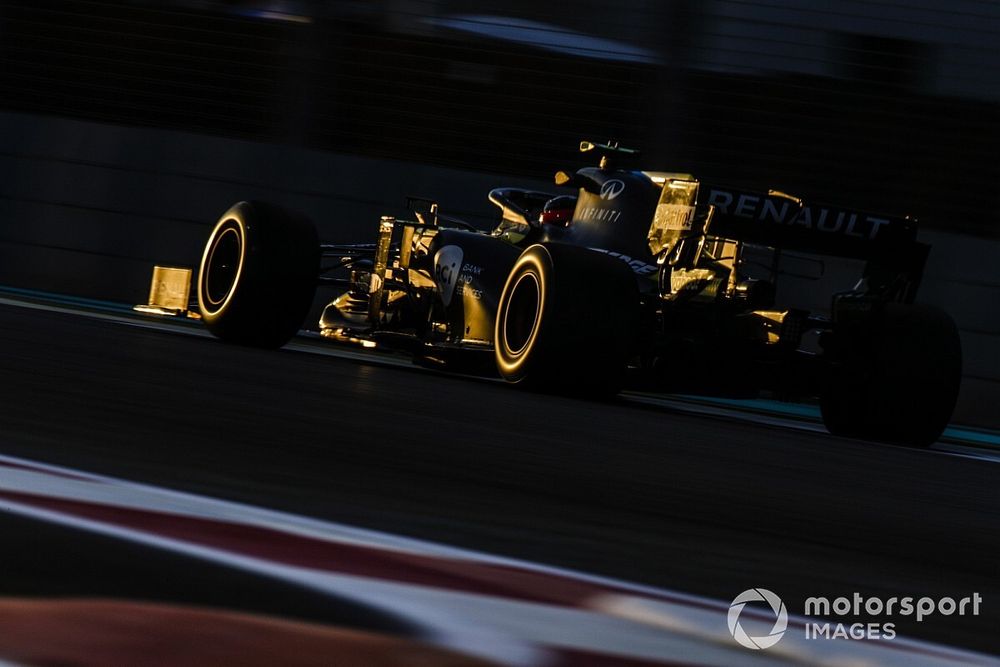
[{"xmin": 1, "ymin": 453, "xmax": 997, "ymax": 667}]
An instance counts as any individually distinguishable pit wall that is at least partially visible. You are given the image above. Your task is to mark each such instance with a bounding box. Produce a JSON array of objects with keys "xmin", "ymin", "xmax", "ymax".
[{"xmin": 1, "ymin": 112, "xmax": 995, "ymax": 427}]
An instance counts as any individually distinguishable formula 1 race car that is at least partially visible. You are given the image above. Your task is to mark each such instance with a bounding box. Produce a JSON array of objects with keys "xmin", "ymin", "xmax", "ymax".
[{"xmin": 193, "ymin": 140, "xmax": 961, "ymax": 447}]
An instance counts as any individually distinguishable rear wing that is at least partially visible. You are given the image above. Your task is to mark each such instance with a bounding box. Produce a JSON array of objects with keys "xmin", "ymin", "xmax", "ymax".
[
  {"xmin": 701, "ymin": 185, "xmax": 918, "ymax": 260},
  {"xmin": 647, "ymin": 179, "xmax": 929, "ymax": 303}
]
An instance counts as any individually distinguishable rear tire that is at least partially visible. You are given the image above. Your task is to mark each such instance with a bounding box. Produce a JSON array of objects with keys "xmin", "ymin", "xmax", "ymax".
[
  {"xmin": 820, "ymin": 303, "xmax": 961, "ymax": 447},
  {"xmin": 197, "ymin": 201, "xmax": 319, "ymax": 349},
  {"xmin": 494, "ymin": 243, "xmax": 639, "ymax": 397}
]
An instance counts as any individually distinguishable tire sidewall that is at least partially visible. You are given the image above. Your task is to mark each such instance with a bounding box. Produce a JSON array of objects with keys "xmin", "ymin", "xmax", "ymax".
[
  {"xmin": 494, "ymin": 243, "xmax": 639, "ymax": 395},
  {"xmin": 198, "ymin": 208, "xmax": 250, "ymax": 324},
  {"xmin": 495, "ymin": 246, "xmax": 552, "ymax": 383},
  {"xmin": 197, "ymin": 201, "xmax": 319, "ymax": 348}
]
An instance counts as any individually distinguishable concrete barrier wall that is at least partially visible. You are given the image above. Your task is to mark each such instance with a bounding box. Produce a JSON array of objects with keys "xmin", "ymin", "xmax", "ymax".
[
  {"xmin": 1, "ymin": 111, "xmax": 995, "ymax": 426},
  {"xmin": 0, "ymin": 111, "xmax": 545, "ymax": 302},
  {"xmin": 919, "ymin": 232, "xmax": 1000, "ymax": 426}
]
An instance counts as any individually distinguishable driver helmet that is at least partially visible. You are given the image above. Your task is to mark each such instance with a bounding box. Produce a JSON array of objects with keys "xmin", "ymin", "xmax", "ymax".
[{"xmin": 538, "ymin": 195, "xmax": 576, "ymax": 227}]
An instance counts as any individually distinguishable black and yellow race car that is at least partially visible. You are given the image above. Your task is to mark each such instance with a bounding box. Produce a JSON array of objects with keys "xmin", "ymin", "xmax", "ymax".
[{"xmin": 195, "ymin": 141, "xmax": 961, "ymax": 447}]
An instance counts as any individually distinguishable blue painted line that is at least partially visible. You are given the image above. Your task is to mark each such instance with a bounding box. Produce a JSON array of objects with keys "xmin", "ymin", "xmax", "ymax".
[
  {"xmin": 678, "ymin": 395, "xmax": 1000, "ymax": 449},
  {"xmin": 677, "ymin": 395, "xmax": 821, "ymax": 421},
  {"xmin": 0, "ymin": 285, "xmax": 135, "ymax": 314},
  {"xmin": 942, "ymin": 426, "xmax": 1000, "ymax": 447}
]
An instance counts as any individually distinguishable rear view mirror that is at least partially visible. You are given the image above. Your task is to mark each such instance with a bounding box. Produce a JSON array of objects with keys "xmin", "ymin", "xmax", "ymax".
[{"xmin": 579, "ymin": 141, "xmax": 595, "ymax": 153}]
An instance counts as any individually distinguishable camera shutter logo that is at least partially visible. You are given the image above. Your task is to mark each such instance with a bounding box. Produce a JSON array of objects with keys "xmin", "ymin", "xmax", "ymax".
[{"xmin": 728, "ymin": 588, "xmax": 788, "ymax": 650}]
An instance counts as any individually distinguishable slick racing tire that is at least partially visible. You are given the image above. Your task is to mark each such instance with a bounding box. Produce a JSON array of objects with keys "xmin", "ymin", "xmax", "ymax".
[
  {"xmin": 495, "ymin": 243, "xmax": 639, "ymax": 397},
  {"xmin": 197, "ymin": 201, "xmax": 319, "ymax": 349},
  {"xmin": 820, "ymin": 303, "xmax": 961, "ymax": 448}
]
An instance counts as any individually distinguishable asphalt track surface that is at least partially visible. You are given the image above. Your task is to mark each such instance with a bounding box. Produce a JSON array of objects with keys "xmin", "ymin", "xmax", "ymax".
[{"xmin": 1, "ymin": 301, "xmax": 998, "ymax": 655}]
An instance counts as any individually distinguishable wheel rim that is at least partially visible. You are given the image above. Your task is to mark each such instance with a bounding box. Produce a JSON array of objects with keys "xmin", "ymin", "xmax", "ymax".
[
  {"xmin": 203, "ymin": 222, "xmax": 243, "ymax": 311},
  {"xmin": 503, "ymin": 272, "xmax": 541, "ymax": 356}
]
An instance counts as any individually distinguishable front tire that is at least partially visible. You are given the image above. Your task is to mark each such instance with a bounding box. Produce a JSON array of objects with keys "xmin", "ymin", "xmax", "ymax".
[
  {"xmin": 197, "ymin": 201, "xmax": 319, "ymax": 348},
  {"xmin": 494, "ymin": 243, "xmax": 639, "ymax": 397},
  {"xmin": 820, "ymin": 303, "xmax": 962, "ymax": 447}
]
